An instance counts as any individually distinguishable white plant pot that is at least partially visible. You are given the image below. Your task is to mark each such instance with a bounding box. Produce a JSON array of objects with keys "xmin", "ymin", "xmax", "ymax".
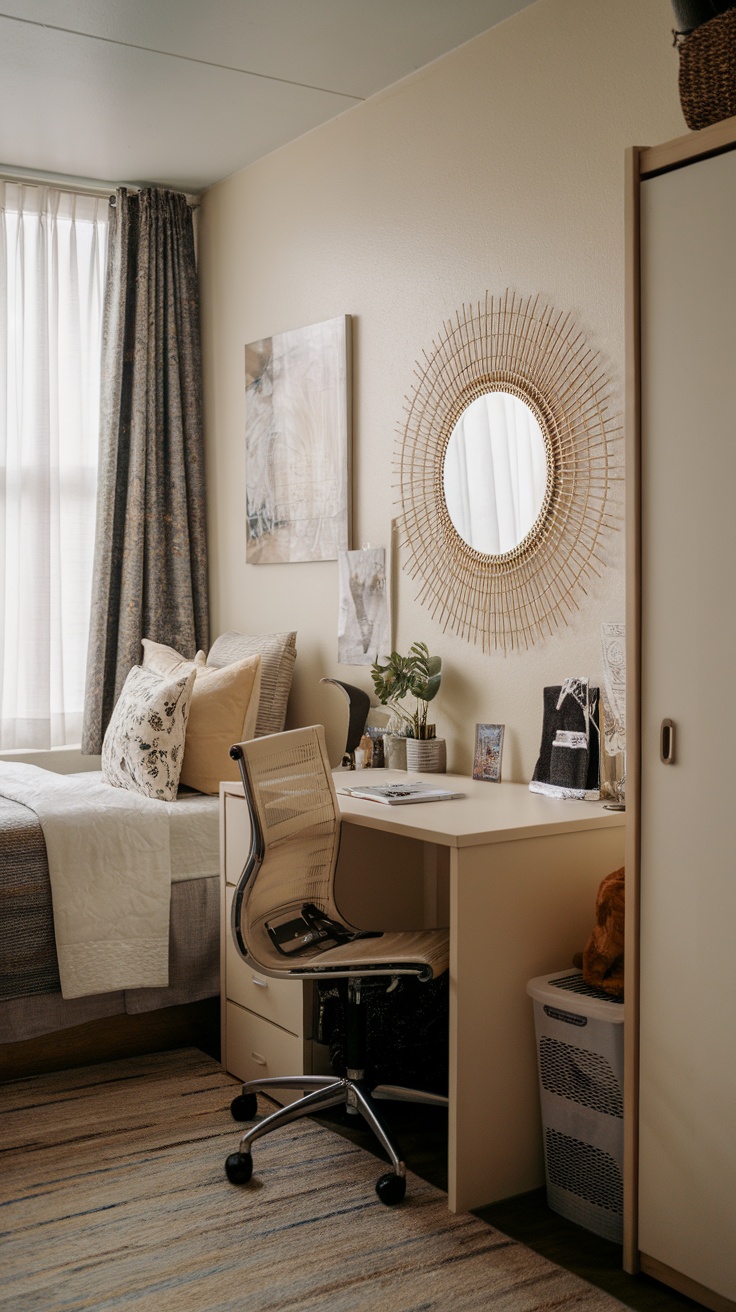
[{"xmin": 405, "ymin": 737, "xmax": 446, "ymax": 773}]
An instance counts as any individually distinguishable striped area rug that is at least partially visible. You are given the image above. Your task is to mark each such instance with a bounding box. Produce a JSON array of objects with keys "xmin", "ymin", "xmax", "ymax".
[{"xmin": 0, "ymin": 1048, "xmax": 625, "ymax": 1312}]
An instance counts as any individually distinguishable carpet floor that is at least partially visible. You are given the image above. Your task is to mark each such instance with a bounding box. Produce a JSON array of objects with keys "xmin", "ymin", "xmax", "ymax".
[{"xmin": 0, "ymin": 1047, "xmax": 628, "ymax": 1312}]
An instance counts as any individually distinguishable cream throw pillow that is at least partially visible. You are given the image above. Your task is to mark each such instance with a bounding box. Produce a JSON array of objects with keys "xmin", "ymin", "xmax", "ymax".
[
  {"xmin": 178, "ymin": 654, "xmax": 262, "ymax": 794},
  {"xmin": 141, "ymin": 637, "xmax": 262, "ymax": 794},
  {"xmin": 102, "ymin": 665, "xmax": 195, "ymax": 801},
  {"xmin": 141, "ymin": 638, "xmax": 206, "ymax": 678}
]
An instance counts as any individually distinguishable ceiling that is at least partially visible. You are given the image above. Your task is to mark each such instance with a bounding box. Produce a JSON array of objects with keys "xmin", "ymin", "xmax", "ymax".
[{"xmin": 0, "ymin": 0, "xmax": 537, "ymax": 194}]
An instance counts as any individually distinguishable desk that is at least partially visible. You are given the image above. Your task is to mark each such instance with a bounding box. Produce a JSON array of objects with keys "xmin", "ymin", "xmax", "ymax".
[
  {"xmin": 220, "ymin": 770, "xmax": 625, "ymax": 1215},
  {"xmin": 335, "ymin": 770, "xmax": 625, "ymax": 1214}
]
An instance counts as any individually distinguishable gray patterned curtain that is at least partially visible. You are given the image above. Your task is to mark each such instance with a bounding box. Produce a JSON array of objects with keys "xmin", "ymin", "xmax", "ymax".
[{"xmin": 81, "ymin": 188, "xmax": 209, "ymax": 753}]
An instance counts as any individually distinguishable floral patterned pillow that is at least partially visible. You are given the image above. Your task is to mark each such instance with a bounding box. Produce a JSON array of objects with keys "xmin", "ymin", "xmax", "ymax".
[{"xmin": 101, "ymin": 665, "xmax": 196, "ymax": 801}]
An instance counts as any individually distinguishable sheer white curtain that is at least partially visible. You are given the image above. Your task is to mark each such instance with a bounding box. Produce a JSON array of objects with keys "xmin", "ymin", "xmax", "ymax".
[{"xmin": 0, "ymin": 183, "xmax": 108, "ymax": 749}]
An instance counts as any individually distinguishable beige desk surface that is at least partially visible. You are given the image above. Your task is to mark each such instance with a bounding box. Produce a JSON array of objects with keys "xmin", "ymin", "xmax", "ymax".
[{"xmin": 334, "ymin": 770, "xmax": 625, "ymax": 848}]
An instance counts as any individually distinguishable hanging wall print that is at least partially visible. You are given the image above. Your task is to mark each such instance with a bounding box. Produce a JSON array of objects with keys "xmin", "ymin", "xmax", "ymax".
[
  {"xmin": 245, "ymin": 315, "xmax": 352, "ymax": 563},
  {"xmin": 337, "ymin": 547, "xmax": 390, "ymax": 665}
]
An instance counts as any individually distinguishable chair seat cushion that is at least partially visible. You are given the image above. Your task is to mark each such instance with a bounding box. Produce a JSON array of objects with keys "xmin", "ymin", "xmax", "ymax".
[{"xmin": 248, "ymin": 922, "xmax": 449, "ymax": 982}]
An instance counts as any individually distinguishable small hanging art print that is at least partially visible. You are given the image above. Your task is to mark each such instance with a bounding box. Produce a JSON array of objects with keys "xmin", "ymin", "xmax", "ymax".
[{"xmin": 337, "ymin": 547, "xmax": 390, "ymax": 666}]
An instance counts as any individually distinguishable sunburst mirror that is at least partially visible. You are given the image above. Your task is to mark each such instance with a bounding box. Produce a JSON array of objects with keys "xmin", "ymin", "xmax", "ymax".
[{"xmin": 396, "ymin": 291, "xmax": 619, "ymax": 651}]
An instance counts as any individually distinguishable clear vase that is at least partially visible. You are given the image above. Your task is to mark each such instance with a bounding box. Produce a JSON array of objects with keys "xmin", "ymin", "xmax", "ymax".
[{"xmin": 384, "ymin": 734, "xmax": 408, "ymax": 770}]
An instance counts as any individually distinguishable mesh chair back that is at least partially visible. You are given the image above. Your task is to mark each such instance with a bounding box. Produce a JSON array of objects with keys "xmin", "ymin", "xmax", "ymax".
[
  {"xmin": 232, "ymin": 724, "xmax": 449, "ymax": 984},
  {"xmin": 235, "ymin": 726, "xmax": 350, "ymax": 967}
]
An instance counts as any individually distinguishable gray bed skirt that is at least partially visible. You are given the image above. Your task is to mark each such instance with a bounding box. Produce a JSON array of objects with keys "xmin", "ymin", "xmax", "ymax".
[{"xmin": 0, "ymin": 876, "xmax": 220, "ymax": 1046}]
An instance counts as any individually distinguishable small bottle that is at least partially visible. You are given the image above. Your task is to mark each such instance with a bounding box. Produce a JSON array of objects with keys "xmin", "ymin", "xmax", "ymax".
[{"xmin": 354, "ymin": 747, "xmax": 365, "ymax": 769}]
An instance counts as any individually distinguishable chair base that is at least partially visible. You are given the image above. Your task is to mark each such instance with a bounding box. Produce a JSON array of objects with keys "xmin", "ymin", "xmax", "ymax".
[{"xmin": 225, "ymin": 1073, "xmax": 448, "ymax": 1206}]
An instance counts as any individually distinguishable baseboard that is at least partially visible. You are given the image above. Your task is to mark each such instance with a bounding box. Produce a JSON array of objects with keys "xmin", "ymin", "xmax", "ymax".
[
  {"xmin": 640, "ymin": 1253, "xmax": 736, "ymax": 1312},
  {"xmin": 0, "ymin": 998, "xmax": 220, "ymax": 1082}
]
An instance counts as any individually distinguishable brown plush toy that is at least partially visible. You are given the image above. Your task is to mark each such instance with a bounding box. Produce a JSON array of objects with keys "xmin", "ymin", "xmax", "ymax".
[{"xmin": 573, "ymin": 866, "xmax": 625, "ymax": 999}]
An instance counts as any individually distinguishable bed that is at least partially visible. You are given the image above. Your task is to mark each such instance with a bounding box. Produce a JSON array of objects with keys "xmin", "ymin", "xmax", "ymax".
[{"xmin": 0, "ymin": 630, "xmax": 296, "ymax": 1080}]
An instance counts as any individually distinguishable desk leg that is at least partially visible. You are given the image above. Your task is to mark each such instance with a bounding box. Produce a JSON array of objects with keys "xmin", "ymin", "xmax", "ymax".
[
  {"xmin": 422, "ymin": 843, "xmax": 438, "ymax": 925},
  {"xmin": 447, "ymin": 826, "xmax": 624, "ymax": 1214}
]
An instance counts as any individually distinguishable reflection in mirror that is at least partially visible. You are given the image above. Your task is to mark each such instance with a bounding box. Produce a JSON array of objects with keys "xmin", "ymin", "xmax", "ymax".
[{"xmin": 443, "ymin": 391, "xmax": 548, "ymax": 555}]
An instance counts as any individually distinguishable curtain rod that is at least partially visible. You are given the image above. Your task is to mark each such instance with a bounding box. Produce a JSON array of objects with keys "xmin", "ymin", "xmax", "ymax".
[{"xmin": 0, "ymin": 167, "xmax": 199, "ymax": 207}]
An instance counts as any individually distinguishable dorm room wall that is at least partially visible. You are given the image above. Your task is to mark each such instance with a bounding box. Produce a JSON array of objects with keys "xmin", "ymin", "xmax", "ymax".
[{"xmin": 197, "ymin": 0, "xmax": 684, "ymax": 779}]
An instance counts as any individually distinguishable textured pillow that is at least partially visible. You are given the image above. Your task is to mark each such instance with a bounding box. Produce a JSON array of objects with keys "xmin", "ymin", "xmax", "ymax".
[
  {"xmin": 102, "ymin": 665, "xmax": 195, "ymax": 801},
  {"xmin": 178, "ymin": 655, "xmax": 262, "ymax": 794},
  {"xmin": 206, "ymin": 631, "xmax": 296, "ymax": 737},
  {"xmin": 141, "ymin": 638, "xmax": 206, "ymax": 678}
]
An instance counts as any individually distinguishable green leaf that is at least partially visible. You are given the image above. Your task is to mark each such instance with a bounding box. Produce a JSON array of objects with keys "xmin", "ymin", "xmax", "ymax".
[{"xmin": 372, "ymin": 640, "xmax": 441, "ymax": 714}]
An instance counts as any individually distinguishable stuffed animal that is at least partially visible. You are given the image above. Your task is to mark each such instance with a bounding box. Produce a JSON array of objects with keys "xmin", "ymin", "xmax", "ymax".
[{"xmin": 573, "ymin": 866, "xmax": 625, "ymax": 998}]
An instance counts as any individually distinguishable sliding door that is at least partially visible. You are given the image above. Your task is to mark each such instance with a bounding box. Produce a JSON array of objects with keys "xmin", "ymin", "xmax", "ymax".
[{"xmin": 638, "ymin": 145, "xmax": 736, "ymax": 1304}]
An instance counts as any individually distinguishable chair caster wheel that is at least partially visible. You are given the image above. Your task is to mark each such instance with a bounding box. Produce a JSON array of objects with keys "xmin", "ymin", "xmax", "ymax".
[
  {"xmin": 231, "ymin": 1092, "xmax": 258, "ymax": 1121},
  {"xmin": 225, "ymin": 1151, "xmax": 253, "ymax": 1184},
  {"xmin": 375, "ymin": 1172, "xmax": 406, "ymax": 1206}
]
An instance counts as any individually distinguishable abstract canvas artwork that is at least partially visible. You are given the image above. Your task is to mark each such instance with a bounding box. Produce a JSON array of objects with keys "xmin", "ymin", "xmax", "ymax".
[
  {"xmin": 245, "ymin": 315, "xmax": 351, "ymax": 564},
  {"xmin": 337, "ymin": 547, "xmax": 390, "ymax": 665}
]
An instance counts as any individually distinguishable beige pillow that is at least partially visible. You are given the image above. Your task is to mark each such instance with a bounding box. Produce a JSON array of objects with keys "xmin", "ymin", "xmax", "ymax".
[
  {"xmin": 141, "ymin": 638, "xmax": 206, "ymax": 678},
  {"xmin": 101, "ymin": 665, "xmax": 195, "ymax": 801},
  {"xmin": 206, "ymin": 631, "xmax": 296, "ymax": 737},
  {"xmin": 178, "ymin": 655, "xmax": 262, "ymax": 794}
]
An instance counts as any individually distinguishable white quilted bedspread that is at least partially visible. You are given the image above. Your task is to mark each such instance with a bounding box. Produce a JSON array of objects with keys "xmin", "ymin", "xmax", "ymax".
[{"xmin": 0, "ymin": 764, "xmax": 219, "ymax": 1000}]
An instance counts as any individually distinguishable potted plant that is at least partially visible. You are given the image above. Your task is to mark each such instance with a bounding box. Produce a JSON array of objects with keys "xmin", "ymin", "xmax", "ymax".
[{"xmin": 371, "ymin": 641, "xmax": 446, "ymax": 772}]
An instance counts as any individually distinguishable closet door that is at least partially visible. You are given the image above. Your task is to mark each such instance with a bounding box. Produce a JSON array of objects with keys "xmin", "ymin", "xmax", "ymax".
[{"xmin": 638, "ymin": 147, "xmax": 736, "ymax": 1304}]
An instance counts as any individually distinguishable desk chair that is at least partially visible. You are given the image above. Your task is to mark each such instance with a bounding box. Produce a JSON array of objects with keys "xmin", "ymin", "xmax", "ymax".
[{"xmin": 225, "ymin": 724, "xmax": 449, "ymax": 1205}]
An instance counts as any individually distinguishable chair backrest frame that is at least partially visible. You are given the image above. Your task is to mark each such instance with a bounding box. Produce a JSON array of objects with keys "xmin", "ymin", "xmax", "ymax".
[
  {"xmin": 229, "ymin": 725, "xmax": 347, "ymax": 978},
  {"xmin": 229, "ymin": 740, "xmax": 265, "ymax": 964}
]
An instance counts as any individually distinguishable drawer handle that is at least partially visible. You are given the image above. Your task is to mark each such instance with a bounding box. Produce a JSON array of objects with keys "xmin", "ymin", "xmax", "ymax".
[
  {"xmin": 250, "ymin": 1051, "xmax": 267, "ymax": 1066},
  {"xmin": 252, "ymin": 977, "xmax": 268, "ymax": 988}
]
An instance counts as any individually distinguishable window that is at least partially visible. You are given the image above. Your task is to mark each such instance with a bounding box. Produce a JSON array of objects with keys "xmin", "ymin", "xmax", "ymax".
[{"xmin": 0, "ymin": 182, "xmax": 108, "ymax": 749}]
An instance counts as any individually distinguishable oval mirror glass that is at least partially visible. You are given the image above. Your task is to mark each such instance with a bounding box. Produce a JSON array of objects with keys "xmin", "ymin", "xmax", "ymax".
[{"xmin": 442, "ymin": 391, "xmax": 549, "ymax": 555}]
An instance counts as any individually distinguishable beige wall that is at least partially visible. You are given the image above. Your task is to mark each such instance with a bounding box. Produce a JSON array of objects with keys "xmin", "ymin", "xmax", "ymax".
[{"xmin": 198, "ymin": 0, "xmax": 683, "ymax": 777}]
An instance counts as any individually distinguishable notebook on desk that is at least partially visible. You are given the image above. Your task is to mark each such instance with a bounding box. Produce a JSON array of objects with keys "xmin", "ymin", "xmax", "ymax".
[{"xmin": 336, "ymin": 780, "xmax": 465, "ymax": 806}]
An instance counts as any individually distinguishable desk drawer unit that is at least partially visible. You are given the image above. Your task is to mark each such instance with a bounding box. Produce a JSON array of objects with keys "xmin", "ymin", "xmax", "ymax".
[
  {"xmin": 226, "ymin": 1002, "xmax": 308, "ymax": 1091},
  {"xmin": 224, "ymin": 885, "xmax": 308, "ymax": 1032}
]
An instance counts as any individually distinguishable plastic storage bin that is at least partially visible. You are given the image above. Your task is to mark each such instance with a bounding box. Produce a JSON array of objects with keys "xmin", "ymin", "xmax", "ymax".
[{"xmin": 527, "ymin": 969, "xmax": 624, "ymax": 1243}]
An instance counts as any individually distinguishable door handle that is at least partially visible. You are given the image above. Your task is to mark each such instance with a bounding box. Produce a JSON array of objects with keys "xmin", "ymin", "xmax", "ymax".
[{"xmin": 660, "ymin": 719, "xmax": 675, "ymax": 764}]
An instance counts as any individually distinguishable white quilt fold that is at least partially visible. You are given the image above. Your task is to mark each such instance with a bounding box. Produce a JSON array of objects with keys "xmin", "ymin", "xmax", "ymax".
[{"xmin": 0, "ymin": 763, "xmax": 174, "ymax": 1000}]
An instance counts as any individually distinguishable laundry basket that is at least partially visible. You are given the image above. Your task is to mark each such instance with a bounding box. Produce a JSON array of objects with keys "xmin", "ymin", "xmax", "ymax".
[{"xmin": 527, "ymin": 969, "xmax": 624, "ymax": 1243}]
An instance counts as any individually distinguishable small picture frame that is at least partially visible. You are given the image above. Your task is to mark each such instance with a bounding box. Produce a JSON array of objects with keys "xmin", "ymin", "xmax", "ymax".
[{"xmin": 473, "ymin": 723, "xmax": 505, "ymax": 782}]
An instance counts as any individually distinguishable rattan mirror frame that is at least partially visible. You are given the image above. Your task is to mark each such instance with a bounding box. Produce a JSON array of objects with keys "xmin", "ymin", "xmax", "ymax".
[{"xmin": 396, "ymin": 291, "xmax": 619, "ymax": 652}]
